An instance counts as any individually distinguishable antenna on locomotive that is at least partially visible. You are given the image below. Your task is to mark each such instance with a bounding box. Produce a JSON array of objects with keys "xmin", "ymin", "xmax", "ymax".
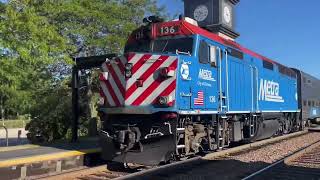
[{"xmin": 143, "ymin": 16, "xmax": 164, "ymax": 24}]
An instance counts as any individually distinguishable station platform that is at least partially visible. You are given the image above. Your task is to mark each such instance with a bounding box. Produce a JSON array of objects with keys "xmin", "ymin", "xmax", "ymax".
[{"xmin": 0, "ymin": 137, "xmax": 101, "ymax": 180}]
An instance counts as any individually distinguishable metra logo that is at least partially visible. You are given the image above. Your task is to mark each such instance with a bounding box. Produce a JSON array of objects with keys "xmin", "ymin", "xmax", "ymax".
[
  {"xmin": 198, "ymin": 69, "xmax": 215, "ymax": 81},
  {"xmin": 259, "ymin": 79, "xmax": 284, "ymax": 103},
  {"xmin": 180, "ymin": 63, "xmax": 190, "ymax": 80}
]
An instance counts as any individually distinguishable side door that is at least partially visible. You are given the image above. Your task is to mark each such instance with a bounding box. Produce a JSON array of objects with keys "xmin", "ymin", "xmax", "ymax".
[
  {"xmin": 191, "ymin": 40, "xmax": 219, "ymax": 111},
  {"xmin": 220, "ymin": 49, "xmax": 258, "ymax": 113}
]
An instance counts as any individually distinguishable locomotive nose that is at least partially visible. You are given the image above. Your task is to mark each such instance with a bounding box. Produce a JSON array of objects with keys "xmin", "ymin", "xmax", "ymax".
[{"xmin": 99, "ymin": 53, "xmax": 178, "ymax": 109}]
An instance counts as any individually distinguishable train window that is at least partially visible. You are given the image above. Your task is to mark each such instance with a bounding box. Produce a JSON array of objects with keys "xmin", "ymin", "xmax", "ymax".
[
  {"xmin": 312, "ymin": 101, "xmax": 315, "ymax": 106},
  {"xmin": 263, "ymin": 61, "xmax": 274, "ymax": 71},
  {"xmin": 209, "ymin": 45, "xmax": 217, "ymax": 67},
  {"xmin": 278, "ymin": 64, "xmax": 296, "ymax": 78},
  {"xmin": 308, "ymin": 101, "xmax": 311, "ymax": 106},
  {"xmin": 125, "ymin": 37, "xmax": 194, "ymax": 54},
  {"xmin": 199, "ymin": 40, "xmax": 209, "ymax": 64},
  {"xmin": 303, "ymin": 101, "xmax": 307, "ymax": 106},
  {"xmin": 303, "ymin": 77, "xmax": 306, "ymax": 83},
  {"xmin": 228, "ymin": 48, "xmax": 244, "ymax": 60},
  {"xmin": 152, "ymin": 37, "xmax": 194, "ymax": 54}
]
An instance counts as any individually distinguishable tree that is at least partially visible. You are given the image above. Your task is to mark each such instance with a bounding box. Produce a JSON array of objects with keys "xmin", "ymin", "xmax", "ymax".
[
  {"xmin": 0, "ymin": 0, "xmax": 73, "ymax": 119},
  {"xmin": 0, "ymin": 0, "xmax": 181, "ymax": 140},
  {"xmin": 30, "ymin": 0, "xmax": 166, "ymax": 56}
]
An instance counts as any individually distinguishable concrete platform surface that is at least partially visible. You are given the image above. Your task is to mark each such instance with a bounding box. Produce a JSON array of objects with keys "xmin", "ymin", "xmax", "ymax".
[
  {"xmin": 0, "ymin": 137, "xmax": 101, "ymax": 179},
  {"xmin": 0, "ymin": 137, "xmax": 100, "ymax": 165}
]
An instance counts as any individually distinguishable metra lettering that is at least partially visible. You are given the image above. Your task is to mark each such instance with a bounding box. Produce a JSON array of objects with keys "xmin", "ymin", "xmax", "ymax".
[
  {"xmin": 198, "ymin": 69, "xmax": 215, "ymax": 81},
  {"xmin": 259, "ymin": 79, "xmax": 284, "ymax": 103}
]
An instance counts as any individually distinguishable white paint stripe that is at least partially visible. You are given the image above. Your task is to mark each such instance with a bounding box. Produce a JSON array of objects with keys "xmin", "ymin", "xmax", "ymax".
[
  {"xmin": 141, "ymin": 77, "xmax": 176, "ymax": 106},
  {"xmin": 111, "ymin": 62, "xmax": 125, "ymax": 88},
  {"xmin": 125, "ymin": 72, "xmax": 159, "ymax": 105},
  {"xmin": 169, "ymin": 90, "xmax": 176, "ymax": 101},
  {"xmin": 125, "ymin": 56, "xmax": 176, "ymax": 105},
  {"xmin": 128, "ymin": 53, "xmax": 144, "ymax": 64},
  {"xmin": 119, "ymin": 56, "xmax": 127, "ymax": 66},
  {"xmin": 178, "ymin": 111, "xmax": 219, "ymax": 115},
  {"xmin": 101, "ymin": 63, "xmax": 108, "ymax": 72},
  {"xmin": 100, "ymin": 82, "xmax": 115, "ymax": 106},
  {"xmin": 101, "ymin": 62, "xmax": 124, "ymax": 105},
  {"xmin": 126, "ymin": 55, "xmax": 161, "ymax": 90},
  {"xmin": 108, "ymin": 72, "xmax": 124, "ymax": 104}
]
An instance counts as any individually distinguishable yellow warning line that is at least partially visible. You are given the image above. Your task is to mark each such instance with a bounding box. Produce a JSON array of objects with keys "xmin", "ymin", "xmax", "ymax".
[{"xmin": 0, "ymin": 148, "xmax": 101, "ymax": 168}]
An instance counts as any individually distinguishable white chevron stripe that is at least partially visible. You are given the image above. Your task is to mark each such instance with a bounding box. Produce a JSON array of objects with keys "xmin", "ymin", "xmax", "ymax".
[
  {"xmin": 108, "ymin": 71, "xmax": 124, "ymax": 104},
  {"xmin": 128, "ymin": 53, "xmax": 144, "ymax": 64},
  {"xmin": 140, "ymin": 77, "xmax": 176, "ymax": 106},
  {"xmin": 100, "ymin": 82, "xmax": 115, "ymax": 106},
  {"xmin": 125, "ymin": 56, "xmax": 177, "ymax": 105},
  {"xmin": 111, "ymin": 62, "xmax": 125, "ymax": 88},
  {"xmin": 101, "ymin": 63, "xmax": 124, "ymax": 105},
  {"xmin": 101, "ymin": 63, "xmax": 108, "ymax": 72},
  {"xmin": 119, "ymin": 56, "xmax": 127, "ymax": 66},
  {"xmin": 169, "ymin": 90, "xmax": 176, "ymax": 101},
  {"xmin": 126, "ymin": 55, "xmax": 161, "ymax": 90}
]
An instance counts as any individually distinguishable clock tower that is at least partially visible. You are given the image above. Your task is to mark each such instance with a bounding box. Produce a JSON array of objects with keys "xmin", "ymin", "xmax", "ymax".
[{"xmin": 184, "ymin": 0, "xmax": 240, "ymax": 40}]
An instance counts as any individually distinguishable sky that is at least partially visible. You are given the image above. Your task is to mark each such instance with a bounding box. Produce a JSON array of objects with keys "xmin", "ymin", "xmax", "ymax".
[{"xmin": 158, "ymin": 0, "xmax": 320, "ymax": 78}]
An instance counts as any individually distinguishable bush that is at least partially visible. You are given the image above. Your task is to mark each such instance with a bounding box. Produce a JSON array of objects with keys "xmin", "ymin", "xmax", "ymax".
[{"xmin": 26, "ymin": 81, "xmax": 72, "ymax": 143}]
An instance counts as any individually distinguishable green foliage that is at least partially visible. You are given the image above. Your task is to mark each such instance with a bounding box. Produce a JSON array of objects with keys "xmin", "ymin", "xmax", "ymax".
[
  {"xmin": 26, "ymin": 79, "xmax": 72, "ymax": 143},
  {"xmin": 1, "ymin": 0, "xmax": 71, "ymax": 64},
  {"xmin": 0, "ymin": 0, "xmax": 167, "ymax": 142},
  {"xmin": 31, "ymin": 0, "xmax": 166, "ymax": 55}
]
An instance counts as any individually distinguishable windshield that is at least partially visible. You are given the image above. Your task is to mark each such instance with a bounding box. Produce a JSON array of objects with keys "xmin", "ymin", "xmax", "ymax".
[{"xmin": 124, "ymin": 37, "xmax": 194, "ymax": 54}]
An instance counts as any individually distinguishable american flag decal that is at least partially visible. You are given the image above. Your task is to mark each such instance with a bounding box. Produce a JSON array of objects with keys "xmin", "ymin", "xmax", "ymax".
[{"xmin": 194, "ymin": 91, "xmax": 204, "ymax": 105}]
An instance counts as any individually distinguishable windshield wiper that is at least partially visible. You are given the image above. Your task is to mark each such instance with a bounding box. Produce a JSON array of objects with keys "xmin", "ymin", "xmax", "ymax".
[
  {"xmin": 161, "ymin": 40, "xmax": 169, "ymax": 52},
  {"xmin": 176, "ymin": 49, "xmax": 191, "ymax": 56}
]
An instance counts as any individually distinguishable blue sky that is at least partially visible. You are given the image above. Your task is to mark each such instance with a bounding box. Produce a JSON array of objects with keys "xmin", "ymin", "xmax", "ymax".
[{"xmin": 158, "ymin": 0, "xmax": 320, "ymax": 78}]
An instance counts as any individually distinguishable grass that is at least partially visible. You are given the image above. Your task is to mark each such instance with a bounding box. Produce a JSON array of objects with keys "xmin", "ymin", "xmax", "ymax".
[{"xmin": 0, "ymin": 119, "xmax": 31, "ymax": 129}]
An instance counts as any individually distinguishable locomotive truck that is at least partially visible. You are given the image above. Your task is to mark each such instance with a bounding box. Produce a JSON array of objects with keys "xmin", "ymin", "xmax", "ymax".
[{"xmin": 97, "ymin": 16, "xmax": 305, "ymax": 165}]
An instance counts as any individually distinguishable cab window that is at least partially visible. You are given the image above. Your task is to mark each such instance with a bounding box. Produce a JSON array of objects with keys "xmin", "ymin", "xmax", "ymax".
[{"xmin": 199, "ymin": 40, "xmax": 209, "ymax": 64}]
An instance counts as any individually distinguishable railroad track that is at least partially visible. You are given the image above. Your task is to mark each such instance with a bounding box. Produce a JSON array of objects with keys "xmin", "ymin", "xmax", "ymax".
[
  {"xmin": 40, "ymin": 163, "xmax": 150, "ymax": 180},
  {"xmin": 41, "ymin": 130, "xmax": 320, "ymax": 180},
  {"xmin": 243, "ymin": 138, "xmax": 320, "ymax": 180}
]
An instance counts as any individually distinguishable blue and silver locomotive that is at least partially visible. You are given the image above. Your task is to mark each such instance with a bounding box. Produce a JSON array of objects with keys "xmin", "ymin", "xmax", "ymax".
[{"xmin": 98, "ymin": 17, "xmax": 303, "ymax": 165}]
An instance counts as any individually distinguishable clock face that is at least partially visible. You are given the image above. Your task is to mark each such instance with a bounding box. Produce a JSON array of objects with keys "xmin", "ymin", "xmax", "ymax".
[
  {"xmin": 223, "ymin": 6, "xmax": 232, "ymax": 24},
  {"xmin": 194, "ymin": 5, "xmax": 209, "ymax": 22}
]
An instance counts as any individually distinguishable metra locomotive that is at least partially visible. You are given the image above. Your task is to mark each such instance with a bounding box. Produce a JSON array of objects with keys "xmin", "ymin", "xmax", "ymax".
[{"xmin": 97, "ymin": 16, "xmax": 311, "ymax": 165}]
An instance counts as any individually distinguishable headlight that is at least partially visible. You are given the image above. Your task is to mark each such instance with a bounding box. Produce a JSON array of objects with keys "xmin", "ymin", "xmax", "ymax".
[
  {"xmin": 159, "ymin": 96, "xmax": 168, "ymax": 105},
  {"xmin": 160, "ymin": 67, "xmax": 175, "ymax": 78},
  {"xmin": 158, "ymin": 96, "xmax": 173, "ymax": 106}
]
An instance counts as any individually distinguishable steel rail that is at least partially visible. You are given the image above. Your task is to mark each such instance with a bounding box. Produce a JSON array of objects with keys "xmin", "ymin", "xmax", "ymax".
[
  {"xmin": 115, "ymin": 130, "xmax": 308, "ymax": 180},
  {"xmin": 41, "ymin": 130, "xmax": 311, "ymax": 180},
  {"xmin": 242, "ymin": 136, "xmax": 320, "ymax": 180}
]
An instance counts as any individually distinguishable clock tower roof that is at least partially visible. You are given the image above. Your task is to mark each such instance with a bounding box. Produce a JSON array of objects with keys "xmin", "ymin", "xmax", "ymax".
[{"xmin": 184, "ymin": 0, "xmax": 240, "ymax": 40}]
